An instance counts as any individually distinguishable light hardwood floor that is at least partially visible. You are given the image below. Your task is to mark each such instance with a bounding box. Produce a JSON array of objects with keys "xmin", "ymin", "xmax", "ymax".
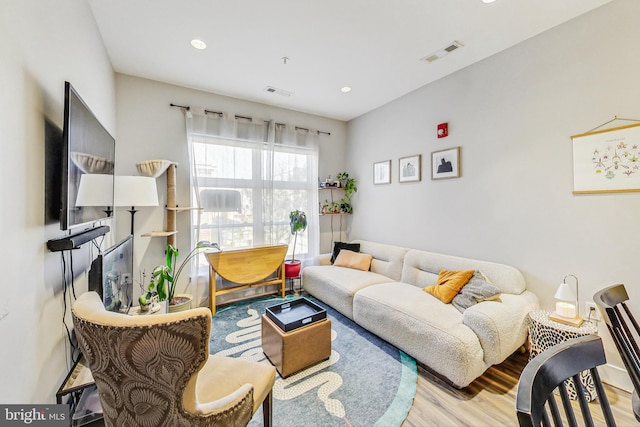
[{"xmin": 402, "ymin": 350, "xmax": 636, "ymax": 427}]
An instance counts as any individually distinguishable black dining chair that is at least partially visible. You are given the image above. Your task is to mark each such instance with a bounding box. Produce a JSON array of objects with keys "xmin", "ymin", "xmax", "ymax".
[
  {"xmin": 516, "ymin": 335, "xmax": 616, "ymax": 427},
  {"xmin": 594, "ymin": 283, "xmax": 640, "ymax": 422}
]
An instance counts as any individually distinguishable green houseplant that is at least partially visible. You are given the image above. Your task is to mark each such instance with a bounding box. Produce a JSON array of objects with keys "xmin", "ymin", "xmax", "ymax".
[
  {"xmin": 336, "ymin": 172, "xmax": 357, "ymax": 213},
  {"xmin": 139, "ymin": 241, "xmax": 219, "ymax": 312},
  {"xmin": 285, "ymin": 210, "xmax": 307, "ymax": 278}
]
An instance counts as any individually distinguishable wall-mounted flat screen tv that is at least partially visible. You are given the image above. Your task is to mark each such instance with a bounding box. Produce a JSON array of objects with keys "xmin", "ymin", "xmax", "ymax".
[
  {"xmin": 61, "ymin": 81, "xmax": 115, "ymax": 230},
  {"xmin": 89, "ymin": 235, "xmax": 133, "ymax": 313}
]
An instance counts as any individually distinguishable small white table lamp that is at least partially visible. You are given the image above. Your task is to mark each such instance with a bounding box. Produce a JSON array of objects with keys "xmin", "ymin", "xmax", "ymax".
[
  {"xmin": 115, "ymin": 176, "xmax": 159, "ymax": 235},
  {"xmin": 550, "ymin": 274, "xmax": 583, "ymax": 326}
]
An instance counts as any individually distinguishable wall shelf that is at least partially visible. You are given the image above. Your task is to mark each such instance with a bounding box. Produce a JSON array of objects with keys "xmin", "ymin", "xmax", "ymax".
[
  {"xmin": 140, "ymin": 230, "xmax": 178, "ymax": 238},
  {"xmin": 166, "ymin": 207, "xmax": 202, "ymax": 212}
]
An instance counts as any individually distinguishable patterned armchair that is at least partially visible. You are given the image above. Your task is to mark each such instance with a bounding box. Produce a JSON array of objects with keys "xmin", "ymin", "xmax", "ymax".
[{"xmin": 72, "ymin": 291, "xmax": 275, "ymax": 427}]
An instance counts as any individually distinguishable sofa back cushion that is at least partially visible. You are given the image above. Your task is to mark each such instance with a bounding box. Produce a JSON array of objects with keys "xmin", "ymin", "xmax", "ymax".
[
  {"xmin": 351, "ymin": 240, "xmax": 409, "ymax": 281},
  {"xmin": 401, "ymin": 249, "xmax": 526, "ymax": 295}
]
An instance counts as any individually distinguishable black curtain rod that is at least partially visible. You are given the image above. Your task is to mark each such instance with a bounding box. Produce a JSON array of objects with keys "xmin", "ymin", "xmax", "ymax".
[
  {"xmin": 169, "ymin": 103, "xmax": 190, "ymax": 111},
  {"xmin": 171, "ymin": 103, "xmax": 331, "ymax": 135}
]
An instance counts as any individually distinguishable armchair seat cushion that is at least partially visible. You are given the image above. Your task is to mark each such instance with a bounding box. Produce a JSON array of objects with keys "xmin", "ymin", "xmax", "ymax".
[{"xmin": 198, "ymin": 356, "xmax": 276, "ymax": 414}]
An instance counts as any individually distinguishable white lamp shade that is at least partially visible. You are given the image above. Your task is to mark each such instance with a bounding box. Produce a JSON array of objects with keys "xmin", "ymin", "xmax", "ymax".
[
  {"xmin": 554, "ymin": 282, "xmax": 576, "ymax": 302},
  {"xmin": 76, "ymin": 174, "xmax": 114, "ymax": 207},
  {"xmin": 114, "ymin": 176, "xmax": 159, "ymax": 207}
]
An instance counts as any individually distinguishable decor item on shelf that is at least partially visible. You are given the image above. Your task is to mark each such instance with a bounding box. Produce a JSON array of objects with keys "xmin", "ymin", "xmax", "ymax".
[
  {"xmin": 321, "ymin": 200, "xmax": 341, "ymax": 214},
  {"xmin": 336, "ymin": 172, "xmax": 357, "ymax": 213},
  {"xmin": 114, "ymin": 176, "xmax": 159, "ymax": 235},
  {"xmin": 139, "ymin": 241, "xmax": 220, "ymax": 312},
  {"xmin": 550, "ymin": 274, "xmax": 583, "ymax": 326},
  {"xmin": 136, "ymin": 159, "xmax": 174, "ymax": 178},
  {"xmin": 285, "ymin": 210, "xmax": 307, "ymax": 278}
]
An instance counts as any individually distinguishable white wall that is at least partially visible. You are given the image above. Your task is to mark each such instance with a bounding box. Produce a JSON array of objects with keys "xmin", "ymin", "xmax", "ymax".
[
  {"xmin": 114, "ymin": 74, "xmax": 348, "ymax": 303},
  {"xmin": 347, "ymin": 0, "xmax": 640, "ymax": 389},
  {"xmin": 0, "ymin": 0, "xmax": 116, "ymax": 403}
]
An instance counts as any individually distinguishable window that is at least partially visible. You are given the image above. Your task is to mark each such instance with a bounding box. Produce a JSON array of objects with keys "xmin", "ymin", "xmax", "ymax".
[{"xmin": 192, "ymin": 134, "xmax": 317, "ymax": 259}]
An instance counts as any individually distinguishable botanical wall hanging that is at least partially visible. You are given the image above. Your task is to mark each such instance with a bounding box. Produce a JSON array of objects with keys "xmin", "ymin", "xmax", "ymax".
[{"xmin": 571, "ymin": 122, "xmax": 640, "ymax": 194}]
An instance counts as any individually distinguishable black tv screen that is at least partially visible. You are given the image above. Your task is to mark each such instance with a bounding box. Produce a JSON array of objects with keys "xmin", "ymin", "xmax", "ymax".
[
  {"xmin": 89, "ymin": 236, "xmax": 133, "ymax": 313},
  {"xmin": 61, "ymin": 81, "xmax": 115, "ymax": 230}
]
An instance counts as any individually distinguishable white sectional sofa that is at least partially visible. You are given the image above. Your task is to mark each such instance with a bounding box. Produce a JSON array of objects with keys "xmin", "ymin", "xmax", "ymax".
[{"xmin": 302, "ymin": 240, "xmax": 539, "ymax": 388}]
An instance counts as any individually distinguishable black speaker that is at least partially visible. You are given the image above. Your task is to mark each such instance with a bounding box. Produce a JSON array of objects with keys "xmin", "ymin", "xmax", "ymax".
[{"xmin": 47, "ymin": 225, "xmax": 110, "ymax": 252}]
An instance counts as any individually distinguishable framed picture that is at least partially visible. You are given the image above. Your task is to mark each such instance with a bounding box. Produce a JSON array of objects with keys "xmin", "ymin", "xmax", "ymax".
[
  {"xmin": 399, "ymin": 155, "xmax": 421, "ymax": 183},
  {"xmin": 571, "ymin": 123, "xmax": 640, "ymax": 194},
  {"xmin": 431, "ymin": 147, "xmax": 460, "ymax": 180},
  {"xmin": 373, "ymin": 160, "xmax": 391, "ymax": 185}
]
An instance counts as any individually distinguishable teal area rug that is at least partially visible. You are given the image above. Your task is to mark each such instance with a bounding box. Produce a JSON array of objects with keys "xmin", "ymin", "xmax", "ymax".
[{"xmin": 210, "ymin": 296, "xmax": 417, "ymax": 427}]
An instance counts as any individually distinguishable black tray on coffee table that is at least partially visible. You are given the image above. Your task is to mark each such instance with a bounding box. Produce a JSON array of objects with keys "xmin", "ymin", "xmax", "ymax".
[{"xmin": 265, "ymin": 297, "xmax": 327, "ymax": 332}]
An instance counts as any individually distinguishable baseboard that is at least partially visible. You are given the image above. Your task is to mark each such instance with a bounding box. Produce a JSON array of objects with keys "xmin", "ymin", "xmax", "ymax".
[{"xmin": 600, "ymin": 363, "xmax": 633, "ymax": 393}]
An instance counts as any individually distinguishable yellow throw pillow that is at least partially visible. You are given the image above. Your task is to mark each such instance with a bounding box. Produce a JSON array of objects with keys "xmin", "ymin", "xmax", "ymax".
[
  {"xmin": 423, "ymin": 269, "xmax": 475, "ymax": 303},
  {"xmin": 333, "ymin": 250, "xmax": 373, "ymax": 271}
]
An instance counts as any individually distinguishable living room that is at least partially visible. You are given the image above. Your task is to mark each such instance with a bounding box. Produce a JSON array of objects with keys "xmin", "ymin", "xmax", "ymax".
[{"xmin": 2, "ymin": 0, "xmax": 640, "ymax": 424}]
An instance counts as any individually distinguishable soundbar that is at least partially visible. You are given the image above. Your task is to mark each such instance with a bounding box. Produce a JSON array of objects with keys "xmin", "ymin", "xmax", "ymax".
[{"xmin": 47, "ymin": 225, "xmax": 110, "ymax": 252}]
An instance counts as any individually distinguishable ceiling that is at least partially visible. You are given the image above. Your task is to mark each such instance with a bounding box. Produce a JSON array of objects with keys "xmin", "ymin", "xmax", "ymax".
[{"xmin": 87, "ymin": 0, "xmax": 612, "ymax": 122}]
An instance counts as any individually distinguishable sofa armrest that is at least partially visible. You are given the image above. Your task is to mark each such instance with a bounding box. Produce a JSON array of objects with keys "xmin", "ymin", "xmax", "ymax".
[
  {"xmin": 314, "ymin": 253, "xmax": 332, "ymax": 266},
  {"xmin": 463, "ymin": 290, "xmax": 539, "ymax": 365}
]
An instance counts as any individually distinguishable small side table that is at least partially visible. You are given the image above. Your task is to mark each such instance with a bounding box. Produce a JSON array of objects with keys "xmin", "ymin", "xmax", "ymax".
[
  {"xmin": 527, "ymin": 309, "xmax": 599, "ymax": 401},
  {"xmin": 261, "ymin": 315, "xmax": 331, "ymax": 377}
]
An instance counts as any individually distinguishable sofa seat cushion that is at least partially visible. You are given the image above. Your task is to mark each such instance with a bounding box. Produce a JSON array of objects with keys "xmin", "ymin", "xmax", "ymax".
[
  {"xmin": 302, "ymin": 265, "xmax": 394, "ymax": 320},
  {"xmin": 353, "ymin": 282, "xmax": 487, "ymax": 388}
]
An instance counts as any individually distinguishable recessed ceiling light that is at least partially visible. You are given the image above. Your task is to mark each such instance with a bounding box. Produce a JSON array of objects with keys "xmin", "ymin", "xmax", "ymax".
[
  {"xmin": 482, "ymin": 0, "xmax": 496, "ymax": 3},
  {"xmin": 190, "ymin": 39, "xmax": 207, "ymax": 50},
  {"xmin": 341, "ymin": 86, "xmax": 352, "ymax": 93}
]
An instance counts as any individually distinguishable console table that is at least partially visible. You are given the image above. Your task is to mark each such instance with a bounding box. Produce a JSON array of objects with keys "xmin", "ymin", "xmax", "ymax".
[{"xmin": 206, "ymin": 244, "xmax": 288, "ymax": 314}]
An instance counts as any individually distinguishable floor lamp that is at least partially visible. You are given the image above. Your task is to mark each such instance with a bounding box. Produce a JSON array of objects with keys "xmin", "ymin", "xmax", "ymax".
[
  {"xmin": 75, "ymin": 173, "xmax": 115, "ymax": 217},
  {"xmin": 114, "ymin": 176, "xmax": 159, "ymax": 236}
]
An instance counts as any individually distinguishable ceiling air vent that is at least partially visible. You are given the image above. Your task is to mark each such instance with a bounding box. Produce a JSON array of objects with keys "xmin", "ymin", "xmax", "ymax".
[
  {"xmin": 264, "ymin": 86, "xmax": 292, "ymax": 97},
  {"xmin": 444, "ymin": 43, "xmax": 460, "ymax": 53},
  {"xmin": 421, "ymin": 40, "xmax": 464, "ymax": 63}
]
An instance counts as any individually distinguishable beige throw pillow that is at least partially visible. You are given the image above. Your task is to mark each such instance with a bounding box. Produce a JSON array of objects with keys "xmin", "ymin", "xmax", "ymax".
[{"xmin": 333, "ymin": 250, "xmax": 373, "ymax": 271}]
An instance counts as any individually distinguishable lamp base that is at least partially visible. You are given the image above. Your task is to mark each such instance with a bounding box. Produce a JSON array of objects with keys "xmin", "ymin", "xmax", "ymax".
[{"xmin": 549, "ymin": 312, "xmax": 584, "ymax": 327}]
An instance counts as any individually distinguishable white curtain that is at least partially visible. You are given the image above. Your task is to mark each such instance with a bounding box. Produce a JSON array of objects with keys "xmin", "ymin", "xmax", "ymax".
[{"xmin": 184, "ymin": 110, "xmax": 319, "ymax": 307}]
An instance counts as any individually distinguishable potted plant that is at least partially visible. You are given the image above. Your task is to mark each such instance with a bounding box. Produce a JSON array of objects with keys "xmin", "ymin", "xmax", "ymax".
[
  {"xmin": 285, "ymin": 210, "xmax": 307, "ymax": 278},
  {"xmin": 336, "ymin": 172, "xmax": 357, "ymax": 213},
  {"xmin": 139, "ymin": 240, "xmax": 220, "ymax": 312}
]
